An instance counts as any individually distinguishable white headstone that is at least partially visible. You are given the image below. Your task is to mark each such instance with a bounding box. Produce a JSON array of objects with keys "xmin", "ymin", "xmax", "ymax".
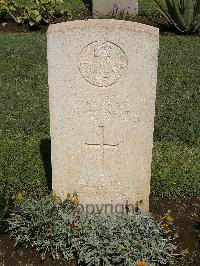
[
  {"xmin": 93, "ymin": 0, "xmax": 138, "ymax": 15},
  {"xmin": 47, "ymin": 20, "xmax": 159, "ymax": 213}
]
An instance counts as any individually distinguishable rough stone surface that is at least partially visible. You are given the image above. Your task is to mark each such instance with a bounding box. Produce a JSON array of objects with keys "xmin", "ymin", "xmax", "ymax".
[
  {"xmin": 47, "ymin": 19, "xmax": 159, "ymax": 212},
  {"xmin": 93, "ymin": 0, "xmax": 138, "ymax": 15}
]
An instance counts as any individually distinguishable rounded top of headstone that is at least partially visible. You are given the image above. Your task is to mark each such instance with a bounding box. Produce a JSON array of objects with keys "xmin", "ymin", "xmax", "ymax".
[{"xmin": 47, "ymin": 19, "xmax": 159, "ymax": 35}]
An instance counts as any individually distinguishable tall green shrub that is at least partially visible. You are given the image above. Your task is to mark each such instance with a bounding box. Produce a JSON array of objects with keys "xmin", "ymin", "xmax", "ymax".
[{"xmin": 0, "ymin": 0, "xmax": 87, "ymax": 25}]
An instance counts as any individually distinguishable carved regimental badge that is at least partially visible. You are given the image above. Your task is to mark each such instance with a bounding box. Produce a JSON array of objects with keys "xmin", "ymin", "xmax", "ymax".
[{"xmin": 79, "ymin": 41, "xmax": 128, "ymax": 87}]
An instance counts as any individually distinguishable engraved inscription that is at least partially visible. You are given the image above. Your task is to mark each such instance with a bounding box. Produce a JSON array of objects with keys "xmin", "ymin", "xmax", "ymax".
[
  {"xmin": 68, "ymin": 94, "xmax": 134, "ymax": 123},
  {"xmin": 79, "ymin": 41, "xmax": 128, "ymax": 87}
]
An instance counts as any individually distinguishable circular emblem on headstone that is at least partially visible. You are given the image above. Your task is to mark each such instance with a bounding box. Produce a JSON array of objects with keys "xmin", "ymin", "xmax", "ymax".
[{"xmin": 79, "ymin": 41, "xmax": 128, "ymax": 87}]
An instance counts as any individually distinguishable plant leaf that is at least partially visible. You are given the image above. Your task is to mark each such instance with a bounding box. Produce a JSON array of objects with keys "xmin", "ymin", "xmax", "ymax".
[
  {"xmin": 171, "ymin": 0, "xmax": 188, "ymax": 30},
  {"xmin": 194, "ymin": 0, "xmax": 200, "ymax": 18},
  {"xmin": 193, "ymin": 18, "xmax": 200, "ymax": 31},
  {"xmin": 165, "ymin": 0, "xmax": 177, "ymax": 20},
  {"xmin": 155, "ymin": 6, "xmax": 171, "ymax": 22},
  {"xmin": 183, "ymin": 0, "xmax": 195, "ymax": 27}
]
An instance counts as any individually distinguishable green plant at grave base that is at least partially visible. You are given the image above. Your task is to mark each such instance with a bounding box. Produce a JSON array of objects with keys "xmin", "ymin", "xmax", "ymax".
[
  {"xmin": 77, "ymin": 213, "xmax": 178, "ymax": 266},
  {"xmin": 0, "ymin": 0, "xmax": 87, "ymax": 26},
  {"xmin": 154, "ymin": 0, "xmax": 200, "ymax": 33},
  {"xmin": 8, "ymin": 193, "xmax": 180, "ymax": 265},
  {"xmin": 8, "ymin": 191, "xmax": 80, "ymax": 260}
]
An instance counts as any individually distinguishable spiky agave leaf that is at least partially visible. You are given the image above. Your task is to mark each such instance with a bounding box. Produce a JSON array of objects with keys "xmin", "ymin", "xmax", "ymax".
[
  {"xmin": 170, "ymin": 0, "xmax": 188, "ymax": 30},
  {"xmin": 183, "ymin": 0, "xmax": 195, "ymax": 27},
  {"xmin": 154, "ymin": 0, "xmax": 171, "ymax": 20},
  {"xmin": 194, "ymin": 0, "xmax": 200, "ymax": 20},
  {"xmin": 193, "ymin": 16, "xmax": 200, "ymax": 31},
  {"xmin": 190, "ymin": 0, "xmax": 200, "ymax": 32},
  {"xmin": 165, "ymin": 0, "xmax": 188, "ymax": 31},
  {"xmin": 154, "ymin": 0, "xmax": 187, "ymax": 31},
  {"xmin": 154, "ymin": 0, "xmax": 200, "ymax": 33}
]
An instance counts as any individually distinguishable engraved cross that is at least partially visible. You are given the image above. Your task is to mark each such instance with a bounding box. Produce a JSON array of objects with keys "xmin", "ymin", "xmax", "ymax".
[{"xmin": 85, "ymin": 126, "xmax": 119, "ymax": 173}]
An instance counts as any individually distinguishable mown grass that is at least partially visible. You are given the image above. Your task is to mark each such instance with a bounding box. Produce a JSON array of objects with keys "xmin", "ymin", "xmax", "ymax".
[
  {"xmin": 0, "ymin": 33, "xmax": 199, "ymax": 196},
  {"xmin": 152, "ymin": 36, "xmax": 200, "ymax": 196},
  {"xmin": 0, "ymin": 33, "xmax": 48, "ymax": 190}
]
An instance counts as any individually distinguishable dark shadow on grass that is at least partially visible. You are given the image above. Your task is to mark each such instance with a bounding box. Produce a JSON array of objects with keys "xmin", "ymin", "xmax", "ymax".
[
  {"xmin": 83, "ymin": 0, "xmax": 93, "ymax": 14},
  {"xmin": 40, "ymin": 139, "xmax": 52, "ymax": 191}
]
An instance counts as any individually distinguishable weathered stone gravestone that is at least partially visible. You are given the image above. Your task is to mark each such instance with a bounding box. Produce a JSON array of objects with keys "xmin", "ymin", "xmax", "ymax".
[
  {"xmin": 47, "ymin": 19, "xmax": 159, "ymax": 213},
  {"xmin": 93, "ymin": 0, "xmax": 138, "ymax": 15}
]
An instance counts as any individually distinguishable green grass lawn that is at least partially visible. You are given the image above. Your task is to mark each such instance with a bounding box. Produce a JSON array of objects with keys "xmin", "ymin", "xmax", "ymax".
[{"xmin": 0, "ymin": 33, "xmax": 199, "ymax": 196}]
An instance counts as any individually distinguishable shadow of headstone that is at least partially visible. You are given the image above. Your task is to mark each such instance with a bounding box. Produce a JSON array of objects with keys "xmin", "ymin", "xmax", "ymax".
[{"xmin": 40, "ymin": 139, "xmax": 52, "ymax": 191}]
